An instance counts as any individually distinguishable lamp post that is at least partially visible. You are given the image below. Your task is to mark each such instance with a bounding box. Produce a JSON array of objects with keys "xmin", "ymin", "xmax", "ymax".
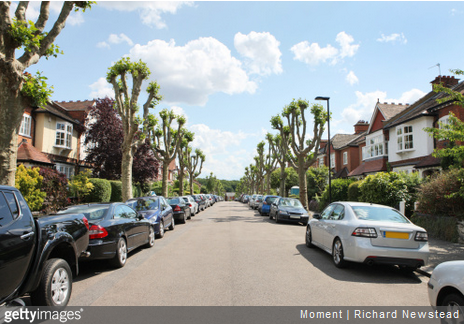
[{"xmin": 315, "ymin": 96, "xmax": 331, "ymax": 204}]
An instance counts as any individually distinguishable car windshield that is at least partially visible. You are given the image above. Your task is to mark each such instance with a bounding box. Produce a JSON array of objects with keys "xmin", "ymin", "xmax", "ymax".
[
  {"xmin": 167, "ymin": 198, "xmax": 180, "ymax": 204},
  {"xmin": 127, "ymin": 198, "xmax": 159, "ymax": 211},
  {"xmin": 279, "ymin": 198, "xmax": 303, "ymax": 208},
  {"xmin": 351, "ymin": 206, "xmax": 410, "ymax": 223},
  {"xmin": 266, "ymin": 197, "xmax": 278, "ymax": 204},
  {"xmin": 57, "ymin": 205, "xmax": 109, "ymax": 220}
]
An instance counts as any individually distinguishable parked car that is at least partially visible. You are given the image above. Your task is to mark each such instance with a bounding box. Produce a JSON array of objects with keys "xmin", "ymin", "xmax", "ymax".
[
  {"xmin": 258, "ymin": 195, "xmax": 280, "ymax": 215},
  {"xmin": 182, "ymin": 195, "xmax": 198, "ymax": 216},
  {"xmin": 0, "ymin": 185, "xmax": 89, "ymax": 307},
  {"xmin": 126, "ymin": 196, "xmax": 174, "ymax": 239},
  {"xmin": 269, "ymin": 197, "xmax": 309, "ymax": 224},
  {"xmin": 428, "ymin": 260, "xmax": 464, "ymax": 310},
  {"xmin": 248, "ymin": 194, "xmax": 257, "ymax": 208},
  {"xmin": 305, "ymin": 202, "xmax": 429, "ymax": 269},
  {"xmin": 251, "ymin": 195, "xmax": 263, "ymax": 209},
  {"xmin": 58, "ymin": 202, "xmax": 154, "ymax": 268},
  {"xmin": 166, "ymin": 197, "xmax": 192, "ymax": 224},
  {"xmin": 193, "ymin": 194, "xmax": 206, "ymax": 211}
]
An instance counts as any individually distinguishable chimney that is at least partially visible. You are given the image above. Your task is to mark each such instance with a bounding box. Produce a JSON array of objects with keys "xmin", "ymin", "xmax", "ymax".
[
  {"xmin": 431, "ymin": 75, "xmax": 460, "ymax": 89},
  {"xmin": 354, "ymin": 120, "xmax": 369, "ymax": 134}
]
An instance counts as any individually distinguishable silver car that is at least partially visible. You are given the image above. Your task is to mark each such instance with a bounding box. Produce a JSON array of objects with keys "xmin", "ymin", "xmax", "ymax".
[
  {"xmin": 428, "ymin": 260, "xmax": 464, "ymax": 311},
  {"xmin": 305, "ymin": 202, "xmax": 429, "ymax": 269}
]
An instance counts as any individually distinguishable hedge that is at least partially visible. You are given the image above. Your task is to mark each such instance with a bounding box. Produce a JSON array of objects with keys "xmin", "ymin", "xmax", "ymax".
[
  {"xmin": 84, "ymin": 178, "xmax": 112, "ymax": 203},
  {"xmin": 109, "ymin": 180, "xmax": 122, "ymax": 202}
]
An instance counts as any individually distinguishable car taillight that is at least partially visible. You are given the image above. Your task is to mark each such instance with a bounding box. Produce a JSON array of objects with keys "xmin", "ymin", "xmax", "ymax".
[
  {"xmin": 352, "ymin": 227, "xmax": 377, "ymax": 238},
  {"xmin": 263, "ymin": 202, "xmax": 267, "ymax": 205},
  {"xmin": 174, "ymin": 205, "xmax": 181, "ymax": 212},
  {"xmin": 189, "ymin": 204, "xmax": 192, "ymax": 207},
  {"xmin": 83, "ymin": 216, "xmax": 89, "ymax": 230},
  {"xmin": 415, "ymin": 231, "xmax": 428, "ymax": 241},
  {"xmin": 89, "ymin": 225, "xmax": 108, "ymax": 239}
]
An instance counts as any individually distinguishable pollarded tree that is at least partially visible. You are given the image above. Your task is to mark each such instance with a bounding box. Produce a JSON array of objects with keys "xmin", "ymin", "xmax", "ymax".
[
  {"xmin": 106, "ymin": 57, "xmax": 162, "ymax": 201},
  {"xmin": 185, "ymin": 148, "xmax": 205, "ymax": 196},
  {"xmin": 269, "ymin": 115, "xmax": 291, "ymax": 197},
  {"xmin": 176, "ymin": 130, "xmax": 194, "ymax": 196},
  {"xmin": 264, "ymin": 134, "xmax": 278, "ymax": 195},
  {"xmin": 0, "ymin": 1, "xmax": 93, "ymax": 185},
  {"xmin": 283, "ymin": 99, "xmax": 327, "ymax": 209},
  {"xmin": 150, "ymin": 109, "xmax": 186, "ymax": 197}
]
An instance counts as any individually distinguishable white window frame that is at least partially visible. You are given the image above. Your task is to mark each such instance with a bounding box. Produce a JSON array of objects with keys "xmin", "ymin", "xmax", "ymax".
[
  {"xmin": 55, "ymin": 122, "xmax": 73, "ymax": 149},
  {"xmin": 343, "ymin": 152, "xmax": 348, "ymax": 165},
  {"xmin": 364, "ymin": 134, "xmax": 387, "ymax": 159},
  {"xmin": 19, "ymin": 114, "xmax": 32, "ymax": 137},
  {"xmin": 319, "ymin": 157, "xmax": 324, "ymax": 166},
  {"xmin": 438, "ymin": 115, "xmax": 451, "ymax": 129},
  {"xmin": 396, "ymin": 125, "xmax": 414, "ymax": 152},
  {"xmin": 330, "ymin": 153, "xmax": 335, "ymax": 168},
  {"xmin": 56, "ymin": 163, "xmax": 74, "ymax": 179}
]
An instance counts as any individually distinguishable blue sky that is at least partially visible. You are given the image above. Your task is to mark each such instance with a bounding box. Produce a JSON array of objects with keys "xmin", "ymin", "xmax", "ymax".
[{"xmin": 15, "ymin": 1, "xmax": 464, "ymax": 180}]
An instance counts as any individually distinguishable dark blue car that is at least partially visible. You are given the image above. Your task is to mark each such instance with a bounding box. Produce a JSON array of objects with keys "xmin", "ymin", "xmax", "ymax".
[
  {"xmin": 126, "ymin": 196, "xmax": 174, "ymax": 239},
  {"xmin": 259, "ymin": 195, "xmax": 280, "ymax": 215}
]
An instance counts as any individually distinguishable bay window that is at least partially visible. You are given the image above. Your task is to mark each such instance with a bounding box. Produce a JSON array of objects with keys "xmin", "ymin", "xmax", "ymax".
[
  {"xmin": 55, "ymin": 122, "xmax": 73, "ymax": 149},
  {"xmin": 397, "ymin": 125, "xmax": 413, "ymax": 152}
]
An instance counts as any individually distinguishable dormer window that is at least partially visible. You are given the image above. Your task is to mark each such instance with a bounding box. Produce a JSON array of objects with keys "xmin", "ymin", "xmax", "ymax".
[{"xmin": 55, "ymin": 122, "xmax": 73, "ymax": 149}]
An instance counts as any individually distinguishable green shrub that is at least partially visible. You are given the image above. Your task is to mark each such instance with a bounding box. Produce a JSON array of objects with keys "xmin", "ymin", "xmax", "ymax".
[
  {"xmin": 15, "ymin": 164, "xmax": 46, "ymax": 211},
  {"xmin": 39, "ymin": 167, "xmax": 69, "ymax": 213},
  {"xmin": 84, "ymin": 178, "xmax": 111, "ymax": 203},
  {"xmin": 411, "ymin": 214, "xmax": 459, "ymax": 242},
  {"xmin": 416, "ymin": 168, "xmax": 464, "ymax": 219},
  {"xmin": 347, "ymin": 180, "xmax": 363, "ymax": 202},
  {"xmin": 132, "ymin": 184, "xmax": 142, "ymax": 198},
  {"xmin": 69, "ymin": 170, "xmax": 94, "ymax": 203},
  {"xmin": 109, "ymin": 180, "xmax": 122, "ymax": 202},
  {"xmin": 319, "ymin": 178, "xmax": 356, "ymax": 211}
]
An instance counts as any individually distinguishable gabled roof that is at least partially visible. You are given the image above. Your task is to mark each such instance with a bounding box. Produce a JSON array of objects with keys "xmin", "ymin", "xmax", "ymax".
[
  {"xmin": 17, "ymin": 141, "xmax": 53, "ymax": 165},
  {"xmin": 35, "ymin": 101, "xmax": 81, "ymax": 125},
  {"xmin": 331, "ymin": 134, "xmax": 360, "ymax": 150},
  {"xmin": 367, "ymin": 102, "xmax": 409, "ymax": 134},
  {"xmin": 384, "ymin": 80, "xmax": 464, "ymax": 129},
  {"xmin": 56, "ymin": 100, "xmax": 96, "ymax": 111}
]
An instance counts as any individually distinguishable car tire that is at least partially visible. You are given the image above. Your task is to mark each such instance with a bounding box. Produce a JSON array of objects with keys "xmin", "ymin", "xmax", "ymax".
[
  {"xmin": 305, "ymin": 226, "xmax": 314, "ymax": 248},
  {"xmin": 332, "ymin": 238, "xmax": 348, "ymax": 268},
  {"xmin": 146, "ymin": 226, "xmax": 155, "ymax": 247},
  {"xmin": 169, "ymin": 217, "xmax": 175, "ymax": 230},
  {"xmin": 442, "ymin": 293, "xmax": 464, "ymax": 307},
  {"xmin": 187, "ymin": 209, "xmax": 192, "ymax": 220},
  {"xmin": 275, "ymin": 213, "xmax": 280, "ymax": 223},
  {"xmin": 269, "ymin": 212, "xmax": 273, "ymax": 220},
  {"xmin": 181, "ymin": 213, "xmax": 186, "ymax": 224},
  {"xmin": 157, "ymin": 220, "xmax": 164, "ymax": 239},
  {"xmin": 110, "ymin": 237, "xmax": 127, "ymax": 268},
  {"xmin": 30, "ymin": 258, "xmax": 72, "ymax": 307}
]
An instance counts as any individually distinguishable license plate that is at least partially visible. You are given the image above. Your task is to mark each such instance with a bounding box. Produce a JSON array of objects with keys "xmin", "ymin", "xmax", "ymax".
[
  {"xmin": 290, "ymin": 216, "xmax": 300, "ymax": 219},
  {"xmin": 383, "ymin": 231, "xmax": 409, "ymax": 239}
]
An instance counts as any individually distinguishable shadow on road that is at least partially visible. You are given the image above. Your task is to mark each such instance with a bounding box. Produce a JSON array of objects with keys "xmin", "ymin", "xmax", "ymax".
[{"xmin": 295, "ymin": 243, "xmax": 423, "ymax": 284}]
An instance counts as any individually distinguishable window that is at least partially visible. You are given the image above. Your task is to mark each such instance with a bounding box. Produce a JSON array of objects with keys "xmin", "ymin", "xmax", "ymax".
[
  {"xmin": 343, "ymin": 152, "xmax": 348, "ymax": 165},
  {"xmin": 56, "ymin": 163, "xmax": 74, "ymax": 179},
  {"xmin": 55, "ymin": 122, "xmax": 73, "ymax": 148},
  {"xmin": 19, "ymin": 114, "xmax": 31, "ymax": 137},
  {"xmin": 439, "ymin": 115, "xmax": 451, "ymax": 129},
  {"xmin": 397, "ymin": 126, "xmax": 414, "ymax": 152},
  {"xmin": 364, "ymin": 134, "xmax": 387, "ymax": 159},
  {"xmin": 319, "ymin": 157, "xmax": 324, "ymax": 166},
  {"xmin": 0, "ymin": 192, "xmax": 14, "ymax": 226},
  {"xmin": 330, "ymin": 153, "xmax": 335, "ymax": 168},
  {"xmin": 4, "ymin": 192, "xmax": 20, "ymax": 219}
]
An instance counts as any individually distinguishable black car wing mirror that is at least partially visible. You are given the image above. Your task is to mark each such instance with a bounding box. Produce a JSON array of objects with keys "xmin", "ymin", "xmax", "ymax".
[{"xmin": 312, "ymin": 213, "xmax": 322, "ymax": 219}]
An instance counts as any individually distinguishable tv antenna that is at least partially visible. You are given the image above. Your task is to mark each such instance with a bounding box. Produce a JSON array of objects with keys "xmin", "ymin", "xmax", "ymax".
[{"xmin": 429, "ymin": 63, "xmax": 441, "ymax": 77}]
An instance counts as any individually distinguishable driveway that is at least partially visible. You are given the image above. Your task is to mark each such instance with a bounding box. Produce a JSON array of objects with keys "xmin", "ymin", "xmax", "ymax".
[{"xmin": 424, "ymin": 237, "xmax": 464, "ymax": 273}]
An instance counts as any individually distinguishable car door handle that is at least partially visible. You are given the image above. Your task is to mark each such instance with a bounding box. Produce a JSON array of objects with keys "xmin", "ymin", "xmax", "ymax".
[{"xmin": 21, "ymin": 232, "xmax": 34, "ymax": 240}]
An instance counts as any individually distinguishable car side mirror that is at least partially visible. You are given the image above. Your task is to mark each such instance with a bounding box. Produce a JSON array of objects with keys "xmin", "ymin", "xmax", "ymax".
[
  {"xmin": 312, "ymin": 213, "xmax": 321, "ymax": 219},
  {"xmin": 137, "ymin": 213, "xmax": 145, "ymax": 220}
]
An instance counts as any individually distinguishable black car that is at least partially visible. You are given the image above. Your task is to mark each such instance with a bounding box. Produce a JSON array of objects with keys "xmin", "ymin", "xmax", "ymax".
[
  {"xmin": 166, "ymin": 197, "xmax": 191, "ymax": 224},
  {"xmin": 58, "ymin": 203, "xmax": 154, "ymax": 268},
  {"xmin": 269, "ymin": 197, "xmax": 310, "ymax": 225}
]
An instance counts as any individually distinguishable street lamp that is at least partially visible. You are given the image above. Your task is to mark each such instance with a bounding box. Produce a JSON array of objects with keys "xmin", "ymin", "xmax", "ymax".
[{"xmin": 315, "ymin": 96, "xmax": 331, "ymax": 204}]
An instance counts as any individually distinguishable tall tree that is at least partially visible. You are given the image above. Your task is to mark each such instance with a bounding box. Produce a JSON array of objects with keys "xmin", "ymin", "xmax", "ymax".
[
  {"xmin": 106, "ymin": 57, "xmax": 161, "ymax": 201},
  {"xmin": 282, "ymin": 99, "xmax": 327, "ymax": 209},
  {"xmin": 150, "ymin": 108, "xmax": 186, "ymax": 197},
  {"xmin": 176, "ymin": 130, "xmax": 194, "ymax": 196},
  {"xmin": 254, "ymin": 141, "xmax": 266, "ymax": 194},
  {"xmin": 269, "ymin": 116, "xmax": 291, "ymax": 197},
  {"xmin": 185, "ymin": 148, "xmax": 205, "ymax": 195},
  {"xmin": 84, "ymin": 98, "xmax": 159, "ymax": 185},
  {"xmin": 264, "ymin": 134, "xmax": 278, "ymax": 195},
  {"xmin": 0, "ymin": 1, "xmax": 92, "ymax": 185}
]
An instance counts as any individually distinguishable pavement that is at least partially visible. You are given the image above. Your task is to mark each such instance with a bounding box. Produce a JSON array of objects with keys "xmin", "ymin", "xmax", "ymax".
[{"xmin": 422, "ymin": 237, "xmax": 464, "ymax": 274}]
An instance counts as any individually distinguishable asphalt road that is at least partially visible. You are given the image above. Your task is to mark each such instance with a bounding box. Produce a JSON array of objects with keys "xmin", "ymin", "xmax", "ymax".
[{"xmin": 70, "ymin": 201, "xmax": 434, "ymax": 307}]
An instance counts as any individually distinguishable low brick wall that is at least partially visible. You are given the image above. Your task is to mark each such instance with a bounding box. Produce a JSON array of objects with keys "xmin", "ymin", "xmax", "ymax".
[{"xmin": 412, "ymin": 213, "xmax": 464, "ymax": 244}]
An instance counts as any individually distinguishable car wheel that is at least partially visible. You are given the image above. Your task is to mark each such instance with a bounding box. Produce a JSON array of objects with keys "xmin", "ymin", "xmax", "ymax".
[
  {"xmin": 187, "ymin": 209, "xmax": 191, "ymax": 220},
  {"xmin": 110, "ymin": 237, "xmax": 127, "ymax": 268},
  {"xmin": 181, "ymin": 212, "xmax": 186, "ymax": 224},
  {"xmin": 146, "ymin": 226, "xmax": 155, "ymax": 247},
  {"xmin": 305, "ymin": 226, "xmax": 314, "ymax": 248},
  {"xmin": 157, "ymin": 220, "xmax": 165, "ymax": 239},
  {"xmin": 269, "ymin": 212, "xmax": 273, "ymax": 220},
  {"xmin": 442, "ymin": 293, "xmax": 464, "ymax": 307},
  {"xmin": 332, "ymin": 238, "xmax": 348, "ymax": 268},
  {"xmin": 275, "ymin": 213, "xmax": 280, "ymax": 223},
  {"xmin": 169, "ymin": 217, "xmax": 175, "ymax": 230},
  {"xmin": 30, "ymin": 258, "xmax": 72, "ymax": 307}
]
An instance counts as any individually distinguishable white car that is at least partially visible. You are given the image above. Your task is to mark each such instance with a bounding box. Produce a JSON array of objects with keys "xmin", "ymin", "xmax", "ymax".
[
  {"xmin": 182, "ymin": 196, "xmax": 198, "ymax": 216},
  {"xmin": 305, "ymin": 202, "xmax": 429, "ymax": 269},
  {"xmin": 428, "ymin": 260, "xmax": 464, "ymax": 310}
]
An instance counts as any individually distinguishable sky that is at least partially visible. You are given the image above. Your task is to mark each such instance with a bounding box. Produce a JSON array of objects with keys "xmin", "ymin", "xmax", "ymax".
[{"xmin": 12, "ymin": 1, "xmax": 464, "ymax": 181}]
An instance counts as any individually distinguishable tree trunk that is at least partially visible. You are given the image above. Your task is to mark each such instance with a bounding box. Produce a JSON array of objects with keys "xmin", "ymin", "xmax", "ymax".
[
  {"xmin": 178, "ymin": 167, "xmax": 184, "ymax": 196},
  {"xmin": 297, "ymin": 157, "xmax": 309, "ymax": 209},
  {"xmin": 161, "ymin": 160, "xmax": 170, "ymax": 197},
  {"xmin": 121, "ymin": 146, "xmax": 133, "ymax": 201},
  {"xmin": 189, "ymin": 173, "xmax": 194, "ymax": 195},
  {"xmin": 279, "ymin": 163, "xmax": 286, "ymax": 197}
]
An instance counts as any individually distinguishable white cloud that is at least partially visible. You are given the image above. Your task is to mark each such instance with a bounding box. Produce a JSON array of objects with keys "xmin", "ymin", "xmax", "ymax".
[
  {"xmin": 339, "ymin": 89, "xmax": 426, "ymax": 129},
  {"xmin": 377, "ymin": 33, "xmax": 407, "ymax": 44},
  {"xmin": 128, "ymin": 37, "xmax": 257, "ymax": 106},
  {"xmin": 89, "ymin": 77, "xmax": 114, "ymax": 99},
  {"xmin": 451, "ymin": 9, "xmax": 463, "ymax": 16},
  {"xmin": 291, "ymin": 31, "xmax": 359, "ymax": 66},
  {"xmin": 98, "ymin": 1, "xmax": 194, "ymax": 29},
  {"xmin": 346, "ymin": 71, "xmax": 359, "ymax": 85},
  {"xmin": 234, "ymin": 31, "xmax": 283, "ymax": 76},
  {"xmin": 97, "ymin": 33, "xmax": 134, "ymax": 49}
]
